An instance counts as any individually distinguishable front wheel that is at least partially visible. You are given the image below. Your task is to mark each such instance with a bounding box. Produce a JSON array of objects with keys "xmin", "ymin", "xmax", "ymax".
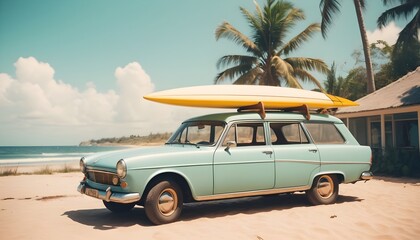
[
  {"xmin": 144, "ymin": 180, "xmax": 183, "ymax": 225},
  {"xmin": 306, "ymin": 175, "xmax": 339, "ymax": 205},
  {"xmin": 103, "ymin": 201, "xmax": 135, "ymax": 213}
]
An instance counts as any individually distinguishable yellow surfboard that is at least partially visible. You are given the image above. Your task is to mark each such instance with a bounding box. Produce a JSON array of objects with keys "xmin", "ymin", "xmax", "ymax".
[{"xmin": 143, "ymin": 85, "xmax": 357, "ymax": 109}]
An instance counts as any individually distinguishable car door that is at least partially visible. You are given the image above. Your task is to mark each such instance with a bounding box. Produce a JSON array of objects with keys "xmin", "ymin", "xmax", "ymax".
[
  {"xmin": 213, "ymin": 122, "xmax": 275, "ymax": 194},
  {"xmin": 269, "ymin": 122, "xmax": 321, "ymax": 188}
]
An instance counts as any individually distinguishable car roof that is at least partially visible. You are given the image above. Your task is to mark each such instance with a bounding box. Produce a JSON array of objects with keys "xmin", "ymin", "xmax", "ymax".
[{"xmin": 185, "ymin": 111, "xmax": 343, "ymax": 124}]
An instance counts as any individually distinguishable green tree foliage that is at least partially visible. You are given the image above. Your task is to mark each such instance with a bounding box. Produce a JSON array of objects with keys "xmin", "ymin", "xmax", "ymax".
[
  {"xmin": 324, "ymin": 62, "xmax": 350, "ymax": 97},
  {"xmin": 80, "ymin": 133, "xmax": 172, "ymax": 146},
  {"xmin": 326, "ymin": 38, "xmax": 418, "ymax": 101},
  {"xmin": 324, "ymin": 62, "xmax": 337, "ymax": 94},
  {"xmin": 343, "ymin": 67, "xmax": 367, "ymax": 100},
  {"xmin": 391, "ymin": 38, "xmax": 420, "ymax": 78},
  {"xmin": 215, "ymin": 0, "xmax": 328, "ymax": 89}
]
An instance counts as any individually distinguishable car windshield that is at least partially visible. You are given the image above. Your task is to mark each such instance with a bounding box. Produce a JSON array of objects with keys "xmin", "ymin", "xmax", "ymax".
[{"xmin": 167, "ymin": 121, "xmax": 226, "ymax": 146}]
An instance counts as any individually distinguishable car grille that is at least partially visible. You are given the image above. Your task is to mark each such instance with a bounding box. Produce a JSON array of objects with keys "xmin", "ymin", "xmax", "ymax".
[{"xmin": 87, "ymin": 170, "xmax": 117, "ymax": 185}]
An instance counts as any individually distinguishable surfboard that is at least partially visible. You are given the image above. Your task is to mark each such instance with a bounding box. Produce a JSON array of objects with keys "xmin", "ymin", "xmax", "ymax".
[{"xmin": 143, "ymin": 85, "xmax": 358, "ymax": 109}]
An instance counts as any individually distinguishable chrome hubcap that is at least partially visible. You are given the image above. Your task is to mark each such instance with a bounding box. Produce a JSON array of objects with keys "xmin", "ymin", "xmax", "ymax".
[
  {"xmin": 317, "ymin": 176, "xmax": 334, "ymax": 199},
  {"xmin": 158, "ymin": 188, "xmax": 177, "ymax": 216}
]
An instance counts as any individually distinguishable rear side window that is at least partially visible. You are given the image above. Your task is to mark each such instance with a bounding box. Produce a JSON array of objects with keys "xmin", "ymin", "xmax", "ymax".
[
  {"xmin": 270, "ymin": 122, "xmax": 309, "ymax": 145},
  {"xmin": 305, "ymin": 123, "xmax": 345, "ymax": 144}
]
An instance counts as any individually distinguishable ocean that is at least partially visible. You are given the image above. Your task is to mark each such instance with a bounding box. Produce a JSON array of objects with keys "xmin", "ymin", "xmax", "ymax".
[{"xmin": 0, "ymin": 146, "xmax": 128, "ymax": 166}]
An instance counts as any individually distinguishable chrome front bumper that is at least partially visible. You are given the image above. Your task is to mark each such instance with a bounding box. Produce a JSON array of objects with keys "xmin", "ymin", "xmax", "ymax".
[
  {"xmin": 77, "ymin": 182, "xmax": 141, "ymax": 204},
  {"xmin": 360, "ymin": 171, "xmax": 373, "ymax": 181}
]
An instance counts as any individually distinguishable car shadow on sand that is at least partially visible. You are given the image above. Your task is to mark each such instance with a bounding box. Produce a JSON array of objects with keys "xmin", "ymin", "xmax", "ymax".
[
  {"xmin": 63, "ymin": 207, "xmax": 152, "ymax": 229},
  {"xmin": 63, "ymin": 193, "xmax": 362, "ymax": 228}
]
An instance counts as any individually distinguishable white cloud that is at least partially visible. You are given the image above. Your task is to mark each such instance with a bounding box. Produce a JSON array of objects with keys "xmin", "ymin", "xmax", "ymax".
[
  {"xmin": 367, "ymin": 21, "xmax": 401, "ymax": 45},
  {"xmin": 115, "ymin": 62, "xmax": 154, "ymax": 122},
  {"xmin": 0, "ymin": 57, "xmax": 217, "ymax": 145},
  {"xmin": 1, "ymin": 57, "xmax": 118, "ymax": 126}
]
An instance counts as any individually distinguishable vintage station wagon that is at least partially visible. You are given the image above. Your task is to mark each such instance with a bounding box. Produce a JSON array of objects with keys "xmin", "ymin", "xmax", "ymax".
[{"xmin": 78, "ymin": 111, "xmax": 373, "ymax": 224}]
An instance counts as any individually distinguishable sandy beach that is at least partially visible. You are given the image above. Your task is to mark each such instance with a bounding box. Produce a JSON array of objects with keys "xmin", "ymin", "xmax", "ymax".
[{"xmin": 1, "ymin": 170, "xmax": 419, "ymax": 240}]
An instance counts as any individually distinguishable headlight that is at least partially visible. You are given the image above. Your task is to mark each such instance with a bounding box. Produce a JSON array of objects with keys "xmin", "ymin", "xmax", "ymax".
[
  {"xmin": 116, "ymin": 159, "xmax": 127, "ymax": 179},
  {"xmin": 79, "ymin": 157, "xmax": 87, "ymax": 174}
]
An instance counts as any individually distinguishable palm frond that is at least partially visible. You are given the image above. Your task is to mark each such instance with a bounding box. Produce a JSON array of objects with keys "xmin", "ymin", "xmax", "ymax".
[
  {"xmin": 377, "ymin": 2, "xmax": 418, "ymax": 28},
  {"xmin": 215, "ymin": 64, "xmax": 253, "ymax": 84},
  {"xmin": 240, "ymin": 6, "xmax": 264, "ymax": 36},
  {"xmin": 378, "ymin": 0, "xmax": 420, "ymax": 44},
  {"xmin": 271, "ymin": 56, "xmax": 293, "ymax": 76},
  {"xmin": 282, "ymin": 7, "xmax": 305, "ymax": 26},
  {"xmin": 285, "ymin": 57, "xmax": 329, "ymax": 74},
  {"xmin": 359, "ymin": 0, "xmax": 366, "ymax": 9},
  {"xmin": 216, "ymin": 55, "xmax": 257, "ymax": 69},
  {"xmin": 283, "ymin": 75, "xmax": 303, "ymax": 89},
  {"xmin": 215, "ymin": 22, "xmax": 259, "ymax": 55},
  {"xmin": 271, "ymin": 56, "xmax": 303, "ymax": 88},
  {"xmin": 233, "ymin": 67, "xmax": 264, "ymax": 85},
  {"xmin": 281, "ymin": 23, "xmax": 321, "ymax": 55},
  {"xmin": 381, "ymin": 0, "xmax": 401, "ymax": 5},
  {"xmin": 396, "ymin": 10, "xmax": 420, "ymax": 42},
  {"xmin": 319, "ymin": 0, "xmax": 341, "ymax": 38},
  {"xmin": 293, "ymin": 69, "xmax": 325, "ymax": 92},
  {"xmin": 266, "ymin": 1, "xmax": 298, "ymax": 50}
]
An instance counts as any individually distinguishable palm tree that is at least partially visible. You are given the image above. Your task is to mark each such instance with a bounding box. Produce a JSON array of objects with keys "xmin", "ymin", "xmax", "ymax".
[
  {"xmin": 319, "ymin": 0, "xmax": 376, "ymax": 93},
  {"xmin": 215, "ymin": 0, "xmax": 328, "ymax": 90},
  {"xmin": 378, "ymin": 1, "xmax": 420, "ymax": 78},
  {"xmin": 378, "ymin": 0, "xmax": 420, "ymax": 45},
  {"xmin": 324, "ymin": 62, "xmax": 337, "ymax": 94}
]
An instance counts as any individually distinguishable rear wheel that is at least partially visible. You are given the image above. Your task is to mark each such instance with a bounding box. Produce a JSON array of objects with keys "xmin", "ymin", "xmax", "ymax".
[
  {"xmin": 103, "ymin": 201, "xmax": 135, "ymax": 213},
  {"xmin": 144, "ymin": 180, "xmax": 183, "ymax": 225},
  {"xmin": 306, "ymin": 175, "xmax": 339, "ymax": 205}
]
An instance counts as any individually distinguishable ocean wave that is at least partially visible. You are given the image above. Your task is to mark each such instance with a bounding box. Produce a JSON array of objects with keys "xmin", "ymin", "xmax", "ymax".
[
  {"xmin": 0, "ymin": 156, "xmax": 80, "ymax": 166},
  {"xmin": 41, "ymin": 152, "xmax": 96, "ymax": 157}
]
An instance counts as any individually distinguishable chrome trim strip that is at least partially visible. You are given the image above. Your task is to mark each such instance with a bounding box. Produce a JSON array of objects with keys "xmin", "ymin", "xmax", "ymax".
[
  {"xmin": 214, "ymin": 160, "xmax": 274, "ymax": 165},
  {"xmin": 321, "ymin": 161, "xmax": 371, "ymax": 165},
  {"xmin": 77, "ymin": 182, "xmax": 140, "ymax": 204},
  {"xmin": 131, "ymin": 163, "xmax": 212, "ymax": 171},
  {"xmin": 130, "ymin": 160, "xmax": 370, "ymax": 171},
  {"xmin": 275, "ymin": 159, "xmax": 320, "ymax": 164},
  {"xmin": 195, "ymin": 186, "xmax": 310, "ymax": 201}
]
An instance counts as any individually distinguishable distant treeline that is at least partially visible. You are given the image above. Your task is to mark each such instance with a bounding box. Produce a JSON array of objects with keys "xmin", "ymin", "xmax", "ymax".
[{"xmin": 80, "ymin": 132, "xmax": 172, "ymax": 146}]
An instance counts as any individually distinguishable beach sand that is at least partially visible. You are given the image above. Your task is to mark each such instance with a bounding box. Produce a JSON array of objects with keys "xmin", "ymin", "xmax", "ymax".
[
  {"xmin": 0, "ymin": 161, "xmax": 80, "ymax": 174},
  {"xmin": 0, "ymin": 172, "xmax": 419, "ymax": 240}
]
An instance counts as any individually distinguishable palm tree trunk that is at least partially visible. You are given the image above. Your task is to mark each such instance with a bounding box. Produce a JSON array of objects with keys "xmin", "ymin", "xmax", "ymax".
[{"xmin": 353, "ymin": 0, "xmax": 376, "ymax": 93}]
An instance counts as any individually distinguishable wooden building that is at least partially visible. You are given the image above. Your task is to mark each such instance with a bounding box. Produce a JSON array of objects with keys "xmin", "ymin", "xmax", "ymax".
[{"xmin": 336, "ymin": 67, "xmax": 420, "ymax": 153}]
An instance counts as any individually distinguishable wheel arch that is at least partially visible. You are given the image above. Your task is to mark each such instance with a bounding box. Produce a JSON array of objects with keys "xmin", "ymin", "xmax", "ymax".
[
  {"xmin": 140, "ymin": 170, "xmax": 194, "ymax": 205},
  {"xmin": 311, "ymin": 171, "xmax": 345, "ymax": 185}
]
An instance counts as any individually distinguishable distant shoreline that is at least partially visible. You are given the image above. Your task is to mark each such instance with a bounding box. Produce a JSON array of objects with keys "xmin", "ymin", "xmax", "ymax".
[{"xmin": 79, "ymin": 133, "xmax": 170, "ymax": 147}]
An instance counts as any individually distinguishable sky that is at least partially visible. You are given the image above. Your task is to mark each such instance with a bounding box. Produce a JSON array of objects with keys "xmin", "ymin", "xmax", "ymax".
[{"xmin": 0, "ymin": 0, "xmax": 407, "ymax": 146}]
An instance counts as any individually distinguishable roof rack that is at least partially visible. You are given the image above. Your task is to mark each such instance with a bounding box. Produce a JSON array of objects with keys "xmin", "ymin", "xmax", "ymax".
[
  {"xmin": 237, "ymin": 102, "xmax": 266, "ymax": 119},
  {"xmin": 237, "ymin": 102, "xmax": 313, "ymax": 120}
]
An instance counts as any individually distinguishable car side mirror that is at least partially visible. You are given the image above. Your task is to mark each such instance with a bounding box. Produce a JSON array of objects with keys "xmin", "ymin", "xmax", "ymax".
[{"xmin": 225, "ymin": 141, "xmax": 237, "ymax": 152}]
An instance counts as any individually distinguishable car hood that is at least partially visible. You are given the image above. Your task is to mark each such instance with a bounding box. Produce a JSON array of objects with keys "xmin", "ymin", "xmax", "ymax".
[{"xmin": 84, "ymin": 145, "xmax": 206, "ymax": 171}]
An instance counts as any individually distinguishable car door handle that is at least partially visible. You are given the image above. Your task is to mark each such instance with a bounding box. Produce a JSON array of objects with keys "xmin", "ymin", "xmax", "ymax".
[
  {"xmin": 308, "ymin": 149, "xmax": 318, "ymax": 153},
  {"xmin": 262, "ymin": 151, "xmax": 273, "ymax": 157}
]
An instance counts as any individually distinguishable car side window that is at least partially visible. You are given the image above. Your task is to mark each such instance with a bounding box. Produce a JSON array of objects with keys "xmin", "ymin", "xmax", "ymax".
[
  {"xmin": 270, "ymin": 122, "xmax": 309, "ymax": 145},
  {"xmin": 223, "ymin": 123, "xmax": 265, "ymax": 146},
  {"xmin": 305, "ymin": 123, "xmax": 345, "ymax": 144}
]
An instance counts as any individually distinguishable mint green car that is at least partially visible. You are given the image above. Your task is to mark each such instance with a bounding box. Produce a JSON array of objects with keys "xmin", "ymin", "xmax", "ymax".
[{"xmin": 78, "ymin": 112, "xmax": 372, "ymax": 224}]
